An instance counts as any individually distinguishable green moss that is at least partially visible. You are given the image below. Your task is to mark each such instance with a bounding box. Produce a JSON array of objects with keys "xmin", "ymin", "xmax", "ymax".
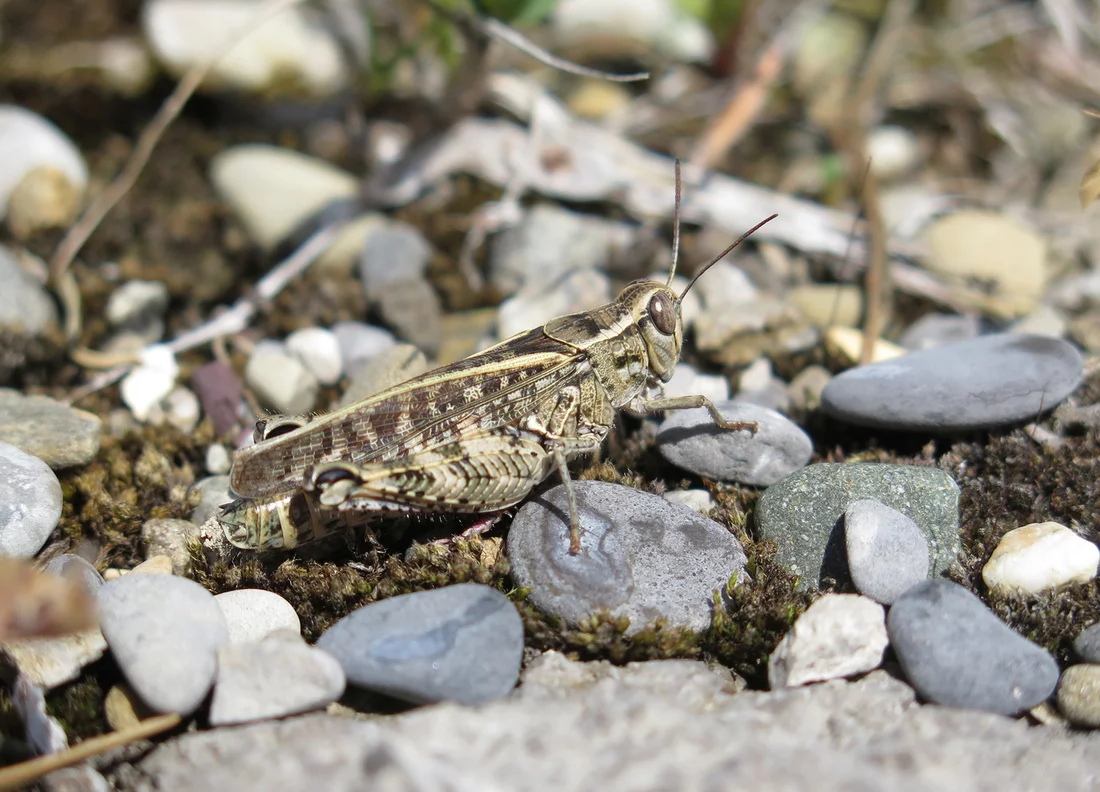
[{"xmin": 46, "ymin": 677, "xmax": 107, "ymax": 741}]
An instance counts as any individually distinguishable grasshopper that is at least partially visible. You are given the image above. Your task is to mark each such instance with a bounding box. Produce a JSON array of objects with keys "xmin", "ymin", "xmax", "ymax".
[{"xmin": 222, "ymin": 166, "xmax": 776, "ymax": 554}]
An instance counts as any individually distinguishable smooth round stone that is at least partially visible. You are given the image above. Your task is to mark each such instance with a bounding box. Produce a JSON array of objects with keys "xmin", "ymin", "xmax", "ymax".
[
  {"xmin": 662, "ymin": 489, "xmax": 715, "ymax": 513},
  {"xmin": 141, "ymin": 518, "xmax": 200, "ymax": 576},
  {"xmin": 786, "ymin": 284, "xmax": 863, "ymax": 328},
  {"xmin": 332, "ymin": 321, "xmax": 395, "ymax": 377},
  {"xmin": 106, "ymin": 280, "xmax": 169, "ymax": 329},
  {"xmin": 0, "ymin": 245, "xmax": 58, "ymax": 336},
  {"xmin": 497, "ymin": 269, "xmax": 610, "ymax": 340},
  {"xmin": 1075, "ymin": 623, "xmax": 1100, "ymax": 663},
  {"xmin": 755, "ymin": 463, "xmax": 959, "ymax": 588},
  {"xmin": 119, "ymin": 344, "xmax": 179, "ymax": 422},
  {"xmin": 821, "ymin": 334, "xmax": 1084, "ymax": 431},
  {"xmin": 190, "ymin": 475, "xmax": 231, "ymax": 526},
  {"xmin": 982, "ymin": 522, "xmax": 1099, "ymax": 594},
  {"xmin": 0, "ymin": 389, "xmax": 101, "ymax": 468},
  {"xmin": 43, "ymin": 554, "xmax": 104, "ymax": 595},
  {"xmin": 866, "ymin": 125, "xmax": 920, "ymax": 181},
  {"xmin": 887, "ymin": 579, "xmax": 1059, "ymax": 715},
  {"xmin": 1057, "ymin": 664, "xmax": 1100, "ymax": 727},
  {"xmin": 98, "ymin": 574, "xmax": 229, "ymax": 715},
  {"xmin": 0, "ymin": 443, "xmax": 61, "ymax": 557},
  {"xmin": 787, "ymin": 365, "xmax": 831, "ymax": 412},
  {"xmin": 215, "ymin": 589, "xmax": 301, "ymax": 644},
  {"xmin": 657, "ymin": 401, "xmax": 812, "ymax": 487},
  {"xmin": 768, "ymin": 594, "xmax": 887, "ymax": 689},
  {"xmin": 897, "ymin": 313, "xmax": 982, "ymax": 351},
  {"xmin": 359, "ymin": 221, "xmax": 432, "ymax": 291},
  {"xmin": 824, "ymin": 326, "xmax": 906, "ymax": 365},
  {"xmin": 844, "ymin": 499, "xmax": 930, "ymax": 604},
  {"xmin": 209, "ymin": 632, "xmax": 345, "ymax": 726},
  {"xmin": 507, "ymin": 481, "xmax": 749, "ymax": 634},
  {"xmin": 286, "ymin": 327, "xmax": 343, "ymax": 386},
  {"xmin": 0, "ymin": 104, "xmax": 87, "ymax": 221},
  {"xmin": 317, "ymin": 583, "xmax": 523, "ymax": 705},
  {"xmin": 204, "ymin": 443, "xmax": 231, "ymax": 475},
  {"xmin": 244, "ymin": 351, "xmax": 319, "ymax": 415}
]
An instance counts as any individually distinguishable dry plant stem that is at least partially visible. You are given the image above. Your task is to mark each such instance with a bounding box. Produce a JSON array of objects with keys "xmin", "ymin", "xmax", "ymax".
[
  {"xmin": 479, "ymin": 18, "xmax": 648, "ymax": 82},
  {"xmin": 0, "ymin": 713, "xmax": 181, "ymax": 791},
  {"xmin": 47, "ymin": 0, "xmax": 308, "ymax": 343},
  {"xmin": 64, "ymin": 222, "xmax": 343, "ymax": 405}
]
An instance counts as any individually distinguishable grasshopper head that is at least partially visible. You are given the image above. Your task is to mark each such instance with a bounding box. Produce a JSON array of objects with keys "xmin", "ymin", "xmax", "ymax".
[{"xmin": 619, "ymin": 279, "xmax": 684, "ymax": 383}]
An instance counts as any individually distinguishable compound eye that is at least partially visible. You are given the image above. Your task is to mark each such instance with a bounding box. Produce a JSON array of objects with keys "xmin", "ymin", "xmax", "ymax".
[{"xmin": 648, "ymin": 291, "xmax": 677, "ymax": 335}]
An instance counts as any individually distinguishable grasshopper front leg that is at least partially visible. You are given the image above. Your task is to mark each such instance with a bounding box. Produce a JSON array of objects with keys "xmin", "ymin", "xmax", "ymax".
[{"xmin": 627, "ymin": 394, "xmax": 759, "ymax": 433}]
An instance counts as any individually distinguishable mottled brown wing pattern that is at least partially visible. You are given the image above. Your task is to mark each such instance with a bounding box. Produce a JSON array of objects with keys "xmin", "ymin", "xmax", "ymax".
[{"xmin": 229, "ymin": 328, "xmax": 586, "ymax": 499}]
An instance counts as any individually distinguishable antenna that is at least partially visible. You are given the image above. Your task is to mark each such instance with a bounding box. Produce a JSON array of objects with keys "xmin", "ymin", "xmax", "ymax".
[
  {"xmin": 667, "ymin": 159, "xmax": 683, "ymax": 288},
  {"xmin": 680, "ymin": 214, "xmax": 778, "ymax": 300}
]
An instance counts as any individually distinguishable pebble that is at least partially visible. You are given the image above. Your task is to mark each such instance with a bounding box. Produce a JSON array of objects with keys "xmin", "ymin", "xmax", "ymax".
[
  {"xmin": 145, "ymin": 385, "xmax": 200, "ymax": 433},
  {"xmin": 1, "ymin": 627, "xmax": 107, "ymax": 689},
  {"xmin": 43, "ymin": 554, "xmax": 104, "ymax": 596},
  {"xmin": 824, "ymin": 326, "xmax": 907, "ymax": 366},
  {"xmin": 694, "ymin": 298, "xmax": 816, "ymax": 367},
  {"xmin": 1010, "ymin": 304, "xmax": 1068, "ymax": 339},
  {"xmin": 662, "ymin": 363, "xmax": 729, "ymax": 405},
  {"xmin": 657, "ymin": 401, "xmax": 812, "ymax": 487},
  {"xmin": 921, "ymin": 211, "xmax": 1047, "ymax": 318},
  {"xmin": 286, "ymin": 327, "xmax": 343, "ymax": 386},
  {"xmin": 733, "ymin": 359, "xmax": 792, "ymax": 413},
  {"xmin": 552, "ymin": 0, "xmax": 714, "ymax": 63},
  {"xmin": 210, "ymin": 144, "xmax": 382, "ymax": 270},
  {"xmin": 39, "ymin": 765, "xmax": 109, "ymax": 792},
  {"xmin": 768, "ymin": 594, "xmax": 888, "ymax": 689},
  {"xmin": 190, "ymin": 475, "xmax": 232, "ymax": 526},
  {"xmin": 0, "ymin": 245, "xmax": 58, "ymax": 336},
  {"xmin": 507, "ymin": 481, "xmax": 749, "ymax": 634},
  {"xmin": 487, "ymin": 204, "xmax": 633, "ymax": 296},
  {"xmin": 98, "ymin": 574, "xmax": 229, "ymax": 715},
  {"xmin": 0, "ymin": 105, "xmax": 87, "ymax": 222},
  {"xmin": 359, "ymin": 221, "xmax": 432, "ymax": 290},
  {"xmin": 497, "ymin": 268, "xmax": 611, "ymax": 340},
  {"xmin": 141, "ymin": 518, "xmax": 201, "ymax": 576},
  {"xmin": 844, "ymin": 499, "xmax": 929, "ymax": 604},
  {"xmin": 7, "ymin": 165, "xmax": 82, "ymax": 239},
  {"xmin": 317, "ymin": 583, "xmax": 523, "ymax": 705},
  {"xmin": 104, "ymin": 683, "xmax": 152, "ymax": 731},
  {"xmin": 1057, "ymin": 664, "xmax": 1100, "ymax": 727},
  {"xmin": 210, "ymin": 631, "xmax": 345, "ymax": 726},
  {"xmin": 190, "ymin": 361, "xmax": 243, "ymax": 436},
  {"xmin": 337, "ymin": 343, "xmax": 427, "ymax": 409},
  {"xmin": 786, "ymin": 284, "xmax": 863, "ymax": 328},
  {"xmin": 794, "ymin": 12, "xmax": 866, "ymax": 96},
  {"xmin": 866, "ymin": 125, "xmax": 920, "ymax": 181},
  {"xmin": 981, "ymin": 522, "xmax": 1099, "ymax": 594},
  {"xmin": 821, "ymin": 334, "xmax": 1084, "ymax": 431},
  {"xmin": 755, "ymin": 463, "xmax": 960, "ymax": 587},
  {"xmin": 331, "ymin": 321, "xmax": 395, "ymax": 377},
  {"xmin": 119, "ymin": 344, "xmax": 179, "ymax": 422},
  {"xmin": 245, "ymin": 350, "xmax": 319, "ymax": 415},
  {"xmin": 1075, "ymin": 623, "xmax": 1100, "ymax": 663},
  {"xmin": 215, "ymin": 589, "xmax": 301, "ymax": 644},
  {"xmin": 369, "ymin": 275, "xmax": 443, "ymax": 358},
  {"xmin": 787, "ymin": 364, "xmax": 831, "ymax": 412},
  {"xmin": 0, "ymin": 389, "xmax": 101, "ymax": 468},
  {"xmin": 106, "ymin": 279, "xmax": 169, "ymax": 329},
  {"xmin": 897, "ymin": 313, "xmax": 982, "ymax": 350},
  {"xmin": 205, "ymin": 443, "xmax": 231, "ymax": 475},
  {"xmin": 0, "ymin": 443, "xmax": 61, "ymax": 557},
  {"xmin": 143, "ymin": 0, "xmax": 347, "ymax": 96},
  {"xmin": 662, "ymin": 489, "xmax": 715, "ymax": 513},
  {"xmin": 887, "ymin": 579, "xmax": 1059, "ymax": 715},
  {"xmin": 566, "ymin": 79, "xmax": 633, "ymax": 122},
  {"xmin": 692, "ymin": 260, "xmax": 758, "ymax": 314}
]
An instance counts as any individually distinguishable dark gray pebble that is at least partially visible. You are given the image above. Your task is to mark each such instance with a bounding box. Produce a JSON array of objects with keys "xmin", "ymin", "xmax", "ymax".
[
  {"xmin": 317, "ymin": 583, "xmax": 523, "ymax": 705},
  {"xmin": 887, "ymin": 579, "xmax": 1059, "ymax": 715},
  {"xmin": 1074, "ymin": 623, "xmax": 1100, "ymax": 663},
  {"xmin": 755, "ymin": 463, "xmax": 959, "ymax": 588},
  {"xmin": 821, "ymin": 333, "xmax": 1083, "ymax": 431},
  {"xmin": 507, "ymin": 481, "xmax": 749, "ymax": 634},
  {"xmin": 656, "ymin": 401, "xmax": 812, "ymax": 486}
]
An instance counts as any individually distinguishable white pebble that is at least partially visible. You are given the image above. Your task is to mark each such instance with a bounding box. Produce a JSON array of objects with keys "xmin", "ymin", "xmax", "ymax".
[
  {"xmin": 120, "ymin": 344, "xmax": 179, "ymax": 421},
  {"xmin": 982, "ymin": 522, "xmax": 1099, "ymax": 594},
  {"xmin": 146, "ymin": 385, "xmax": 200, "ymax": 433},
  {"xmin": 143, "ymin": 0, "xmax": 347, "ymax": 96},
  {"xmin": 769, "ymin": 593, "xmax": 888, "ymax": 689},
  {"xmin": 106, "ymin": 280, "xmax": 169, "ymax": 327},
  {"xmin": 244, "ymin": 351, "xmax": 319, "ymax": 415},
  {"xmin": 205, "ymin": 444, "xmax": 231, "ymax": 475},
  {"xmin": 0, "ymin": 443, "xmax": 62, "ymax": 558},
  {"xmin": 286, "ymin": 327, "xmax": 343, "ymax": 386},
  {"xmin": 215, "ymin": 589, "xmax": 301, "ymax": 644},
  {"xmin": 867, "ymin": 125, "xmax": 920, "ymax": 181},
  {"xmin": 0, "ymin": 105, "xmax": 87, "ymax": 222}
]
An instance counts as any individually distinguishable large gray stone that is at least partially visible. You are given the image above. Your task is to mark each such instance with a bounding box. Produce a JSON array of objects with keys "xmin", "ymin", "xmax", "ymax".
[
  {"xmin": 0, "ymin": 389, "xmax": 101, "ymax": 468},
  {"xmin": 0, "ymin": 442, "xmax": 61, "ymax": 557}
]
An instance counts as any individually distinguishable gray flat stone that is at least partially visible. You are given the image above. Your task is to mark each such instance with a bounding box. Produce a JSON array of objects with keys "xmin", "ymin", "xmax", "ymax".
[
  {"xmin": 755, "ymin": 463, "xmax": 959, "ymax": 588},
  {"xmin": 0, "ymin": 442, "xmax": 61, "ymax": 557},
  {"xmin": 0, "ymin": 390, "xmax": 101, "ymax": 468},
  {"xmin": 821, "ymin": 333, "xmax": 1083, "ymax": 431},
  {"xmin": 887, "ymin": 579, "xmax": 1059, "ymax": 715},
  {"xmin": 657, "ymin": 401, "xmax": 812, "ymax": 486},
  {"xmin": 1075, "ymin": 623, "xmax": 1100, "ymax": 663},
  {"xmin": 844, "ymin": 498, "xmax": 930, "ymax": 604},
  {"xmin": 317, "ymin": 583, "xmax": 523, "ymax": 705},
  {"xmin": 215, "ymin": 588, "xmax": 301, "ymax": 644},
  {"xmin": 98, "ymin": 574, "xmax": 229, "ymax": 715},
  {"xmin": 43, "ymin": 554, "xmax": 103, "ymax": 595},
  {"xmin": 507, "ymin": 481, "xmax": 749, "ymax": 634}
]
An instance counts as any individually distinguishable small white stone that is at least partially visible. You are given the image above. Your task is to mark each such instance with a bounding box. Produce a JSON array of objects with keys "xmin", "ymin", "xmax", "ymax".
[
  {"xmin": 146, "ymin": 385, "xmax": 200, "ymax": 433},
  {"xmin": 244, "ymin": 351, "xmax": 319, "ymax": 415},
  {"xmin": 866, "ymin": 126, "xmax": 920, "ymax": 181},
  {"xmin": 205, "ymin": 443, "xmax": 231, "ymax": 475},
  {"xmin": 982, "ymin": 522, "xmax": 1099, "ymax": 594},
  {"xmin": 768, "ymin": 593, "xmax": 888, "ymax": 689},
  {"xmin": 215, "ymin": 589, "xmax": 301, "ymax": 644},
  {"xmin": 120, "ymin": 345, "xmax": 179, "ymax": 421},
  {"xmin": 662, "ymin": 489, "xmax": 714, "ymax": 512},
  {"xmin": 143, "ymin": 0, "xmax": 347, "ymax": 96},
  {"xmin": 106, "ymin": 280, "xmax": 169, "ymax": 327},
  {"xmin": 0, "ymin": 105, "xmax": 87, "ymax": 221},
  {"xmin": 286, "ymin": 327, "xmax": 343, "ymax": 386}
]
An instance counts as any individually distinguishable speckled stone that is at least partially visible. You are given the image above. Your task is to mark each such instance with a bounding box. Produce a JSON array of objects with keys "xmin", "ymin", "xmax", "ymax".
[{"xmin": 0, "ymin": 389, "xmax": 101, "ymax": 468}]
